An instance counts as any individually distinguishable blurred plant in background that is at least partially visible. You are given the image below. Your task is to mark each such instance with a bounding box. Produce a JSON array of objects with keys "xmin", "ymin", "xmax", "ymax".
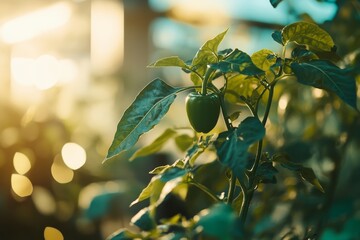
[{"xmin": 0, "ymin": 0, "xmax": 359, "ymax": 239}]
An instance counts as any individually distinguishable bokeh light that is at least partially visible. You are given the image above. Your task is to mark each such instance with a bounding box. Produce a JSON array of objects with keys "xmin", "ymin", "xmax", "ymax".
[
  {"xmin": 11, "ymin": 55, "xmax": 79, "ymax": 90},
  {"xmin": 51, "ymin": 155, "xmax": 74, "ymax": 184},
  {"xmin": 32, "ymin": 186, "xmax": 56, "ymax": 215},
  {"xmin": 13, "ymin": 152, "xmax": 31, "ymax": 175},
  {"xmin": 61, "ymin": 142, "xmax": 86, "ymax": 170},
  {"xmin": 11, "ymin": 174, "xmax": 33, "ymax": 198},
  {"xmin": 44, "ymin": 226, "xmax": 64, "ymax": 240},
  {"xmin": 1, "ymin": 2, "xmax": 72, "ymax": 44}
]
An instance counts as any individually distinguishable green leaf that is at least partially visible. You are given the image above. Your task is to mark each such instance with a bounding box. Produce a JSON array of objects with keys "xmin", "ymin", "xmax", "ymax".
[
  {"xmin": 149, "ymin": 165, "xmax": 171, "ymax": 175},
  {"xmin": 291, "ymin": 47, "xmax": 318, "ymax": 61},
  {"xmin": 174, "ymin": 134, "xmax": 195, "ymax": 152},
  {"xmin": 190, "ymin": 29, "xmax": 228, "ymax": 85},
  {"xmin": 197, "ymin": 203, "xmax": 236, "ymax": 240},
  {"xmin": 251, "ymin": 49, "xmax": 277, "ymax": 71},
  {"xmin": 272, "ymin": 154, "xmax": 324, "ymax": 192},
  {"xmin": 129, "ymin": 129, "xmax": 177, "ymax": 161},
  {"xmin": 291, "ymin": 60, "xmax": 358, "ymax": 110},
  {"xmin": 106, "ymin": 229, "xmax": 139, "ymax": 240},
  {"xmin": 272, "ymin": 153, "xmax": 302, "ymax": 171},
  {"xmin": 255, "ymin": 161, "xmax": 278, "ymax": 184},
  {"xmin": 160, "ymin": 167, "xmax": 188, "ymax": 182},
  {"xmin": 131, "ymin": 207, "xmax": 156, "ymax": 231},
  {"xmin": 216, "ymin": 117, "xmax": 265, "ymax": 180},
  {"xmin": 130, "ymin": 176, "xmax": 164, "ymax": 207},
  {"xmin": 148, "ymin": 56, "xmax": 189, "ymax": 69},
  {"xmin": 225, "ymin": 74, "xmax": 260, "ymax": 104},
  {"xmin": 271, "ymin": 30, "xmax": 283, "ymax": 45},
  {"xmin": 85, "ymin": 192, "xmax": 122, "ymax": 220},
  {"xmin": 105, "ymin": 79, "xmax": 180, "ymax": 162},
  {"xmin": 300, "ymin": 167, "xmax": 325, "ymax": 193},
  {"xmin": 282, "ymin": 22, "xmax": 335, "ymax": 52},
  {"xmin": 210, "ymin": 49, "xmax": 264, "ymax": 75},
  {"xmin": 270, "ymin": 0, "xmax": 283, "ymax": 8},
  {"xmin": 131, "ymin": 167, "xmax": 188, "ymax": 207}
]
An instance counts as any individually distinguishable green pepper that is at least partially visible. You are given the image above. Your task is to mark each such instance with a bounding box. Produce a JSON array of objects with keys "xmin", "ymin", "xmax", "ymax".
[{"xmin": 185, "ymin": 92, "xmax": 221, "ymax": 133}]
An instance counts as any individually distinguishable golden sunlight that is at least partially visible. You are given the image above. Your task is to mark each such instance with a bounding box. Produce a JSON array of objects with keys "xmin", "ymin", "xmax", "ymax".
[
  {"xmin": 1, "ymin": 2, "xmax": 72, "ymax": 44},
  {"xmin": 11, "ymin": 55, "xmax": 78, "ymax": 90}
]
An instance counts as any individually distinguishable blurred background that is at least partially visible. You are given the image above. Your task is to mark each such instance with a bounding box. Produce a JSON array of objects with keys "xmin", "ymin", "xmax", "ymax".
[{"xmin": 0, "ymin": 0, "xmax": 358, "ymax": 239}]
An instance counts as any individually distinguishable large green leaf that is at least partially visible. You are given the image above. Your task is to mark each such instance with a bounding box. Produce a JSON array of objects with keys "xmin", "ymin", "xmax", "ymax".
[
  {"xmin": 105, "ymin": 79, "xmax": 180, "ymax": 162},
  {"xmin": 282, "ymin": 22, "xmax": 335, "ymax": 52},
  {"xmin": 190, "ymin": 30, "xmax": 228, "ymax": 85},
  {"xmin": 148, "ymin": 56, "xmax": 189, "ymax": 69},
  {"xmin": 129, "ymin": 128, "xmax": 177, "ymax": 161},
  {"xmin": 210, "ymin": 49, "xmax": 264, "ymax": 75},
  {"xmin": 215, "ymin": 117, "xmax": 265, "ymax": 180},
  {"xmin": 291, "ymin": 60, "xmax": 358, "ymax": 110}
]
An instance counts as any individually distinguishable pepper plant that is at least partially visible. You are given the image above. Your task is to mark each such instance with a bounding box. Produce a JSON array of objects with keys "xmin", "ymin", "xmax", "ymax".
[{"xmin": 104, "ymin": 21, "xmax": 358, "ymax": 239}]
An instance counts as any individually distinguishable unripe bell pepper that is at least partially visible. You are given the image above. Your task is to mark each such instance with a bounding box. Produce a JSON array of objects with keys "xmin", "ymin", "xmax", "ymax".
[{"xmin": 185, "ymin": 92, "xmax": 221, "ymax": 133}]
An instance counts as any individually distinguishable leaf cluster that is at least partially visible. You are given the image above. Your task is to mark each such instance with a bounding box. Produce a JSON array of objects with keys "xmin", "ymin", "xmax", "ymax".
[{"xmin": 104, "ymin": 20, "xmax": 358, "ymax": 240}]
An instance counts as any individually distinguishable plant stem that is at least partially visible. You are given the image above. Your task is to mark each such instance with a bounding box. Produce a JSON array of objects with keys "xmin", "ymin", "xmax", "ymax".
[
  {"xmin": 227, "ymin": 172, "xmax": 236, "ymax": 204},
  {"xmin": 188, "ymin": 181, "xmax": 220, "ymax": 202},
  {"xmin": 201, "ymin": 68, "xmax": 214, "ymax": 95},
  {"xmin": 218, "ymin": 92, "xmax": 237, "ymax": 204},
  {"xmin": 239, "ymin": 84, "xmax": 275, "ymax": 224},
  {"xmin": 219, "ymin": 94, "xmax": 233, "ymax": 131}
]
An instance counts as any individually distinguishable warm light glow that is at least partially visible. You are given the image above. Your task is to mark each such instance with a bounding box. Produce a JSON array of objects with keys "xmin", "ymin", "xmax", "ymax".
[
  {"xmin": 11, "ymin": 174, "xmax": 33, "ymax": 197},
  {"xmin": 44, "ymin": 227, "xmax": 64, "ymax": 240},
  {"xmin": 61, "ymin": 142, "xmax": 86, "ymax": 170},
  {"xmin": 170, "ymin": 0, "xmax": 228, "ymax": 24},
  {"xmin": 312, "ymin": 88, "xmax": 324, "ymax": 98},
  {"xmin": 91, "ymin": 0, "xmax": 124, "ymax": 74},
  {"xmin": 278, "ymin": 94, "xmax": 289, "ymax": 115},
  {"xmin": 33, "ymin": 55, "xmax": 60, "ymax": 90},
  {"xmin": 51, "ymin": 156, "xmax": 74, "ymax": 184},
  {"xmin": 1, "ymin": 2, "xmax": 72, "ymax": 44},
  {"xmin": 11, "ymin": 55, "xmax": 78, "ymax": 90},
  {"xmin": 13, "ymin": 152, "xmax": 32, "ymax": 175},
  {"xmin": 32, "ymin": 186, "xmax": 56, "ymax": 215}
]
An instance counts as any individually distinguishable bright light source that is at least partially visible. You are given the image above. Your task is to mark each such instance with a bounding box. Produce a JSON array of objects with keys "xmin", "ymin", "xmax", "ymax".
[
  {"xmin": 61, "ymin": 142, "xmax": 86, "ymax": 170},
  {"xmin": 13, "ymin": 152, "xmax": 32, "ymax": 175},
  {"xmin": 1, "ymin": 2, "xmax": 72, "ymax": 44},
  {"xmin": 11, "ymin": 174, "xmax": 33, "ymax": 197}
]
